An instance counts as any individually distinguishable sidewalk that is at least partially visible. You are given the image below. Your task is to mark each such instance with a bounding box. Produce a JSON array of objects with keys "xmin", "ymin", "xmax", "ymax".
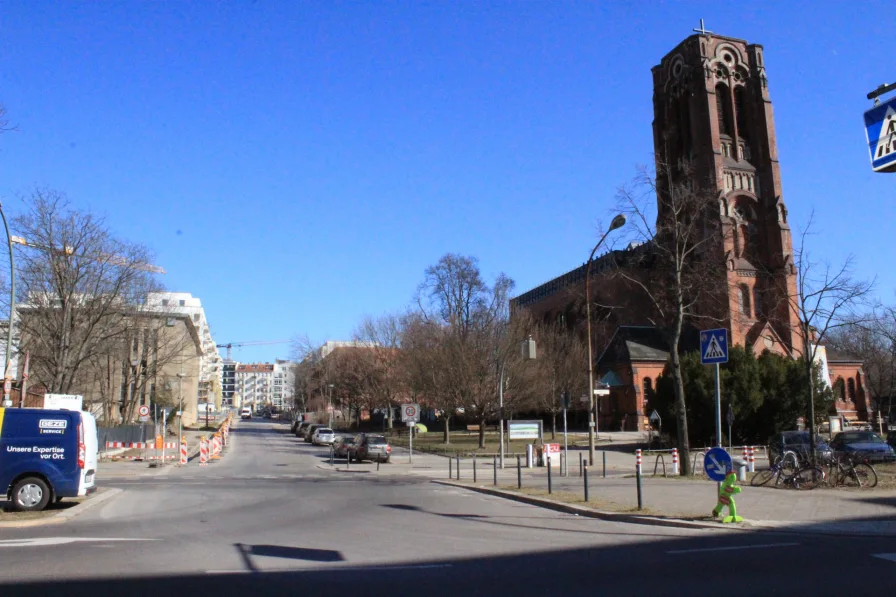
[{"xmin": 321, "ymin": 446, "xmax": 896, "ymax": 536}]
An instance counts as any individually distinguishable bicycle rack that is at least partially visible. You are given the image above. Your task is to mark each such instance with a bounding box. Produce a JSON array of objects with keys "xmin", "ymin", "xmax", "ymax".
[
  {"xmin": 692, "ymin": 451, "xmax": 706, "ymax": 476},
  {"xmin": 653, "ymin": 454, "xmax": 667, "ymax": 477}
]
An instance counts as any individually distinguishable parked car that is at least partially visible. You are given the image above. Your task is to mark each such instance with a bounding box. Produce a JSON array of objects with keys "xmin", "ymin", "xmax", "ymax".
[
  {"xmin": 304, "ymin": 424, "xmax": 325, "ymax": 443},
  {"xmin": 768, "ymin": 431, "xmax": 832, "ymax": 464},
  {"xmin": 830, "ymin": 431, "xmax": 895, "ymax": 462},
  {"xmin": 333, "ymin": 435, "xmax": 356, "ymax": 459},
  {"xmin": 312, "ymin": 428, "xmax": 336, "ymax": 446},
  {"xmin": 240, "ymin": 407, "xmax": 252, "ymax": 419},
  {"xmin": 295, "ymin": 422, "xmax": 312, "ymax": 438},
  {"xmin": 354, "ymin": 433, "xmax": 391, "ymax": 463},
  {"xmin": 888, "ymin": 432, "xmax": 896, "ymax": 452}
]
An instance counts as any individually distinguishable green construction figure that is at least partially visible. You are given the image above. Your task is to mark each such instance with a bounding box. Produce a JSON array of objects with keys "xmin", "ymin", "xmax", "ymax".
[{"xmin": 712, "ymin": 469, "xmax": 744, "ymax": 523}]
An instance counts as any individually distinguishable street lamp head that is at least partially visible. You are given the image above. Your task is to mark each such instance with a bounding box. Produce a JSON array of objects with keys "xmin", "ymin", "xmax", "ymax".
[
  {"xmin": 610, "ymin": 214, "xmax": 626, "ymax": 231},
  {"xmin": 521, "ymin": 335, "xmax": 537, "ymax": 360}
]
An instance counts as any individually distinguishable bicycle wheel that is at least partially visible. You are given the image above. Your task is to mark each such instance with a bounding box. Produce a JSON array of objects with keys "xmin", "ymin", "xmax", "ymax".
[
  {"xmin": 794, "ymin": 467, "xmax": 824, "ymax": 490},
  {"xmin": 751, "ymin": 469, "xmax": 776, "ymax": 487},
  {"xmin": 853, "ymin": 463, "xmax": 878, "ymax": 488}
]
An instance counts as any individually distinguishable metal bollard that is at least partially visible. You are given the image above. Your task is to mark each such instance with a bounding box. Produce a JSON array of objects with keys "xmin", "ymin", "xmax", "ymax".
[
  {"xmin": 560, "ymin": 452, "xmax": 565, "ymax": 478},
  {"xmin": 493, "ymin": 455, "xmax": 498, "ymax": 486},
  {"xmin": 377, "ymin": 460, "xmax": 380, "ymax": 471},
  {"xmin": 473, "ymin": 454, "xmax": 477, "ymax": 483},
  {"xmin": 584, "ymin": 464, "xmax": 589, "ymax": 502},
  {"xmin": 449, "ymin": 456, "xmax": 453, "ymax": 479},
  {"xmin": 456, "ymin": 454, "xmax": 460, "ymax": 480},
  {"xmin": 603, "ymin": 451, "xmax": 607, "ymax": 478},
  {"xmin": 517, "ymin": 455, "xmax": 522, "ymax": 489},
  {"xmin": 547, "ymin": 456, "xmax": 553, "ymax": 494},
  {"xmin": 579, "ymin": 452, "xmax": 584, "ymax": 477},
  {"xmin": 330, "ymin": 447, "xmax": 334, "ymax": 466},
  {"xmin": 636, "ymin": 460, "xmax": 643, "ymax": 511}
]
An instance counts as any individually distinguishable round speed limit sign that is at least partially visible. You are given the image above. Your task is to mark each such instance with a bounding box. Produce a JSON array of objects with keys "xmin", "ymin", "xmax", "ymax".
[{"xmin": 402, "ymin": 404, "xmax": 419, "ymax": 422}]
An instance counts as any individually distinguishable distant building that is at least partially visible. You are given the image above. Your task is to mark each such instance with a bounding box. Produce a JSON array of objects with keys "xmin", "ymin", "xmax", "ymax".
[
  {"xmin": 235, "ymin": 363, "xmax": 275, "ymax": 408},
  {"xmin": 272, "ymin": 360, "xmax": 295, "ymax": 409},
  {"xmin": 222, "ymin": 360, "xmax": 238, "ymax": 407},
  {"xmin": 146, "ymin": 292, "xmax": 223, "ymax": 408}
]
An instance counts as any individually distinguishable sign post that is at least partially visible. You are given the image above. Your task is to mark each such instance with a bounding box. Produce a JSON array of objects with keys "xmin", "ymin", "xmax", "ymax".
[
  {"xmin": 700, "ymin": 328, "xmax": 729, "ymax": 448},
  {"xmin": 649, "ymin": 409, "xmax": 661, "ymax": 446},
  {"xmin": 727, "ymin": 404, "xmax": 735, "ymax": 450},
  {"xmin": 562, "ymin": 391, "xmax": 569, "ymax": 477},
  {"xmin": 401, "ymin": 404, "xmax": 420, "ymax": 463},
  {"xmin": 593, "ymin": 384, "xmax": 610, "ymax": 441}
]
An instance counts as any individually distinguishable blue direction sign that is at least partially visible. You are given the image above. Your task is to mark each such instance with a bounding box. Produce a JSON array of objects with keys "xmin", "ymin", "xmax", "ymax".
[
  {"xmin": 700, "ymin": 328, "xmax": 729, "ymax": 365},
  {"xmin": 703, "ymin": 447, "xmax": 733, "ymax": 482},
  {"xmin": 864, "ymin": 96, "xmax": 896, "ymax": 173}
]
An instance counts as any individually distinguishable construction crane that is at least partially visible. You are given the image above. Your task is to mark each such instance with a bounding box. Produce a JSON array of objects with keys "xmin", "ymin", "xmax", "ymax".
[
  {"xmin": 10, "ymin": 235, "xmax": 166, "ymax": 273},
  {"xmin": 216, "ymin": 340, "xmax": 291, "ymax": 360}
]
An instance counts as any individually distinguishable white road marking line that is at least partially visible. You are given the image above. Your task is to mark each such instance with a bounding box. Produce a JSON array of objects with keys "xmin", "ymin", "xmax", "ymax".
[
  {"xmin": 667, "ymin": 542, "xmax": 800, "ymax": 555},
  {"xmin": 0, "ymin": 537, "xmax": 157, "ymax": 548},
  {"xmin": 872, "ymin": 553, "xmax": 896, "ymax": 563},
  {"xmin": 205, "ymin": 563, "xmax": 453, "ymax": 575}
]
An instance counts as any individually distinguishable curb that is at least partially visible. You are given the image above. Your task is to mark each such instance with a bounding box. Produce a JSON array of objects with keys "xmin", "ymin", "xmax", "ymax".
[
  {"xmin": 432, "ymin": 480, "xmax": 896, "ymax": 538},
  {"xmin": 431, "ymin": 480, "xmax": 723, "ymax": 531},
  {"xmin": 0, "ymin": 487, "xmax": 123, "ymax": 529}
]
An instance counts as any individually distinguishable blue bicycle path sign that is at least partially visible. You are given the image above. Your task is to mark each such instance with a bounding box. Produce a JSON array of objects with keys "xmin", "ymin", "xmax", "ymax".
[
  {"xmin": 700, "ymin": 328, "xmax": 729, "ymax": 365},
  {"xmin": 704, "ymin": 447, "xmax": 732, "ymax": 482}
]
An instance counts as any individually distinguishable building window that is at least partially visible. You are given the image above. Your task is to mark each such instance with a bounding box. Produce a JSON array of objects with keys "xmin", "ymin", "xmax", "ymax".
[
  {"xmin": 739, "ymin": 284, "xmax": 752, "ymax": 316},
  {"xmin": 193, "ymin": 314, "xmax": 200, "ymax": 322},
  {"xmin": 847, "ymin": 378, "xmax": 856, "ymax": 403},
  {"xmin": 179, "ymin": 300, "xmax": 186, "ymax": 307},
  {"xmin": 734, "ymin": 85, "xmax": 749, "ymax": 142},
  {"xmin": 834, "ymin": 377, "xmax": 845, "ymax": 401},
  {"xmin": 161, "ymin": 299, "xmax": 169, "ymax": 307},
  {"xmin": 753, "ymin": 287, "xmax": 762, "ymax": 318},
  {"xmin": 716, "ymin": 83, "xmax": 733, "ymax": 137},
  {"xmin": 642, "ymin": 377, "xmax": 654, "ymax": 407}
]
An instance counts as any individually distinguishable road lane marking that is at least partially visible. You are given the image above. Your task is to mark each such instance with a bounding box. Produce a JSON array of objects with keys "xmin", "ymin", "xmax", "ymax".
[
  {"xmin": 872, "ymin": 553, "xmax": 896, "ymax": 563},
  {"xmin": 0, "ymin": 537, "xmax": 157, "ymax": 548},
  {"xmin": 667, "ymin": 542, "xmax": 800, "ymax": 554},
  {"xmin": 205, "ymin": 563, "xmax": 453, "ymax": 575}
]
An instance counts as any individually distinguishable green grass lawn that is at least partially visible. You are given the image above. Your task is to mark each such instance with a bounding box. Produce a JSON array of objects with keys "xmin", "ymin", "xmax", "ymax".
[{"xmin": 388, "ymin": 430, "xmax": 581, "ymax": 457}]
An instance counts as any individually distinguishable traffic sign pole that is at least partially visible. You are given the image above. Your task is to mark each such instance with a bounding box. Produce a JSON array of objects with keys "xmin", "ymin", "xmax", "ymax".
[{"xmin": 715, "ymin": 363, "xmax": 722, "ymax": 448}]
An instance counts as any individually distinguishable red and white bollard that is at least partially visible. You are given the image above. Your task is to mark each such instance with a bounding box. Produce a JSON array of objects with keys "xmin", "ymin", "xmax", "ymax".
[
  {"xmin": 748, "ymin": 446, "xmax": 755, "ymax": 473},
  {"xmin": 671, "ymin": 448, "xmax": 679, "ymax": 475},
  {"xmin": 199, "ymin": 437, "xmax": 209, "ymax": 466},
  {"xmin": 635, "ymin": 449, "xmax": 642, "ymax": 475},
  {"xmin": 179, "ymin": 438, "xmax": 187, "ymax": 466},
  {"xmin": 742, "ymin": 446, "xmax": 748, "ymax": 463}
]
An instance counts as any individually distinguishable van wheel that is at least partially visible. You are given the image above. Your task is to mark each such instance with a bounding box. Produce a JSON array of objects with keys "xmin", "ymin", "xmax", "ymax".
[{"xmin": 12, "ymin": 477, "xmax": 50, "ymax": 512}]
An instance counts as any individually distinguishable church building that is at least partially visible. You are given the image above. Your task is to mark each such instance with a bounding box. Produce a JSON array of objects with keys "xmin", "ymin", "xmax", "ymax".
[{"xmin": 511, "ymin": 29, "xmax": 867, "ymax": 432}]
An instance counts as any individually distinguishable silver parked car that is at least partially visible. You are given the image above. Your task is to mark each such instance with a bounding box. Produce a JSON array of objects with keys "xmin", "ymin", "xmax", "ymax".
[{"xmin": 312, "ymin": 427, "xmax": 336, "ymax": 446}]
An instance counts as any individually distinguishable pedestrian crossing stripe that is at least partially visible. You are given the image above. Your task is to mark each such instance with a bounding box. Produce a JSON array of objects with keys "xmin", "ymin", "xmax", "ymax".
[{"xmin": 703, "ymin": 335, "xmax": 726, "ymax": 360}]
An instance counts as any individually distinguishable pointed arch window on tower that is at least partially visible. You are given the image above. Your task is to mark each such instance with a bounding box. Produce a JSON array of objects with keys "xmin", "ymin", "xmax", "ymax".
[
  {"xmin": 716, "ymin": 83, "xmax": 733, "ymax": 137},
  {"xmin": 734, "ymin": 85, "xmax": 749, "ymax": 144},
  {"xmin": 753, "ymin": 286, "xmax": 763, "ymax": 318},
  {"xmin": 739, "ymin": 284, "xmax": 752, "ymax": 317},
  {"xmin": 847, "ymin": 378, "xmax": 857, "ymax": 403}
]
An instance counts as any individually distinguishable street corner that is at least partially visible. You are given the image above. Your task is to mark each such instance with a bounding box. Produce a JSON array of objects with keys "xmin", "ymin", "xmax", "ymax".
[{"xmin": 0, "ymin": 487, "xmax": 123, "ymax": 529}]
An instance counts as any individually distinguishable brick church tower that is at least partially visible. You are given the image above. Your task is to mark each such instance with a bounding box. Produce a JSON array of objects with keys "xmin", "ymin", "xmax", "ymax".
[{"xmin": 651, "ymin": 29, "xmax": 801, "ymax": 356}]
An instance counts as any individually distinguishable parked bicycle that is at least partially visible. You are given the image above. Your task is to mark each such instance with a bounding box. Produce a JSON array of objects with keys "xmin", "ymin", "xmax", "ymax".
[
  {"xmin": 821, "ymin": 451, "xmax": 878, "ymax": 488},
  {"xmin": 751, "ymin": 450, "xmax": 824, "ymax": 490}
]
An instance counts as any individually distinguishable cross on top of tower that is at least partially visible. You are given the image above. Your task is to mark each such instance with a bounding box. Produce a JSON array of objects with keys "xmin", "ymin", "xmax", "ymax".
[{"xmin": 693, "ymin": 19, "xmax": 712, "ymax": 36}]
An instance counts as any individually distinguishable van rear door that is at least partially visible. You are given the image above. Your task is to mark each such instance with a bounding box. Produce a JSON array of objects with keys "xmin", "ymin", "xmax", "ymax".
[{"xmin": 78, "ymin": 412, "xmax": 98, "ymax": 495}]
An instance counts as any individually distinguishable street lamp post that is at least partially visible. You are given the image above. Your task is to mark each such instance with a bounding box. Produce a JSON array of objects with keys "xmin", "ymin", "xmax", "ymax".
[
  {"xmin": 0, "ymin": 202, "xmax": 15, "ymax": 407},
  {"xmin": 499, "ymin": 336, "xmax": 537, "ymax": 469},
  {"xmin": 586, "ymin": 214, "xmax": 626, "ymax": 466},
  {"xmin": 328, "ymin": 383, "xmax": 334, "ymax": 428}
]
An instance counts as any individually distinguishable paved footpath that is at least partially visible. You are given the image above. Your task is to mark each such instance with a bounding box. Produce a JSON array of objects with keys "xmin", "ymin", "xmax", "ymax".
[{"xmin": 321, "ymin": 443, "xmax": 896, "ymax": 536}]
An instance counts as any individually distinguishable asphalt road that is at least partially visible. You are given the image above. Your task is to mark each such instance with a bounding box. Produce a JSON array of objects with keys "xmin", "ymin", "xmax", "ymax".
[{"xmin": 1, "ymin": 419, "xmax": 895, "ymax": 596}]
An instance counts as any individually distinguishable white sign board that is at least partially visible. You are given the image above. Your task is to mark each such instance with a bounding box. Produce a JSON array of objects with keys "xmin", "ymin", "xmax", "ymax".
[
  {"xmin": 43, "ymin": 393, "xmax": 83, "ymax": 411},
  {"xmin": 401, "ymin": 403, "xmax": 420, "ymax": 423},
  {"xmin": 508, "ymin": 420, "xmax": 542, "ymax": 441}
]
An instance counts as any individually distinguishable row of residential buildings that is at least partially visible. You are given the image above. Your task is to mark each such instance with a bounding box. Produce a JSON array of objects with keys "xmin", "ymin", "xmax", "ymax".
[{"xmin": 222, "ymin": 359, "xmax": 295, "ymax": 410}]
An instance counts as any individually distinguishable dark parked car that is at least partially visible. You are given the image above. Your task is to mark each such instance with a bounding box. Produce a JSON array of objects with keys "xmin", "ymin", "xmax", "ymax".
[
  {"xmin": 830, "ymin": 431, "xmax": 895, "ymax": 462},
  {"xmin": 354, "ymin": 434, "xmax": 391, "ymax": 463},
  {"xmin": 294, "ymin": 422, "xmax": 311, "ymax": 438},
  {"xmin": 768, "ymin": 431, "xmax": 833, "ymax": 465},
  {"xmin": 333, "ymin": 435, "xmax": 356, "ymax": 459},
  {"xmin": 888, "ymin": 432, "xmax": 896, "ymax": 452}
]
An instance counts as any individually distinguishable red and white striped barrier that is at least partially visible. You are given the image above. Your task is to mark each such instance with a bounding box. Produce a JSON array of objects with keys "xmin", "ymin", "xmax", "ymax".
[
  {"xmin": 105, "ymin": 441, "xmax": 177, "ymax": 450},
  {"xmin": 635, "ymin": 449, "xmax": 642, "ymax": 474},
  {"xmin": 199, "ymin": 438, "xmax": 209, "ymax": 466},
  {"xmin": 115, "ymin": 454, "xmax": 177, "ymax": 461},
  {"xmin": 179, "ymin": 439, "xmax": 188, "ymax": 466},
  {"xmin": 748, "ymin": 446, "xmax": 755, "ymax": 473},
  {"xmin": 671, "ymin": 448, "xmax": 679, "ymax": 475}
]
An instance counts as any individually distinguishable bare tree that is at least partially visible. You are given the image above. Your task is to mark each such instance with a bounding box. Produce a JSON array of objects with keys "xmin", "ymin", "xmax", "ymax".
[
  {"xmin": 612, "ymin": 158, "xmax": 723, "ymax": 475},
  {"xmin": 532, "ymin": 318, "xmax": 588, "ymax": 439},
  {"xmin": 354, "ymin": 313, "xmax": 407, "ymax": 429},
  {"xmin": 14, "ymin": 189, "xmax": 162, "ymax": 395},
  {"xmin": 790, "ymin": 213, "xmax": 875, "ymax": 451}
]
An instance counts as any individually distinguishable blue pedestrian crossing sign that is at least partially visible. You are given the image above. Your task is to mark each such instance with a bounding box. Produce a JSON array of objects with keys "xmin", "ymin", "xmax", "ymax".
[
  {"xmin": 704, "ymin": 447, "xmax": 733, "ymax": 482},
  {"xmin": 700, "ymin": 328, "xmax": 729, "ymax": 365},
  {"xmin": 864, "ymin": 95, "xmax": 896, "ymax": 173}
]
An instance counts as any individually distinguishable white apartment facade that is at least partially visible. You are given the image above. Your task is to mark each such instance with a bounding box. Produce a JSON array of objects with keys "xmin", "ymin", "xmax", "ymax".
[
  {"xmin": 235, "ymin": 363, "xmax": 274, "ymax": 408},
  {"xmin": 146, "ymin": 292, "xmax": 223, "ymax": 407},
  {"xmin": 272, "ymin": 360, "xmax": 295, "ymax": 409}
]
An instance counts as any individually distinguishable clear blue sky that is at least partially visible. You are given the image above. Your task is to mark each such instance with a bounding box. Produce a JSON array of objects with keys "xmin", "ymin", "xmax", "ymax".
[{"xmin": 1, "ymin": 2, "xmax": 893, "ymax": 364}]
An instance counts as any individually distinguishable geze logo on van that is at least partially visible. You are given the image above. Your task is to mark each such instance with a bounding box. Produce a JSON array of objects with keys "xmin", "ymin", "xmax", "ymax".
[{"xmin": 38, "ymin": 418, "xmax": 68, "ymax": 434}]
